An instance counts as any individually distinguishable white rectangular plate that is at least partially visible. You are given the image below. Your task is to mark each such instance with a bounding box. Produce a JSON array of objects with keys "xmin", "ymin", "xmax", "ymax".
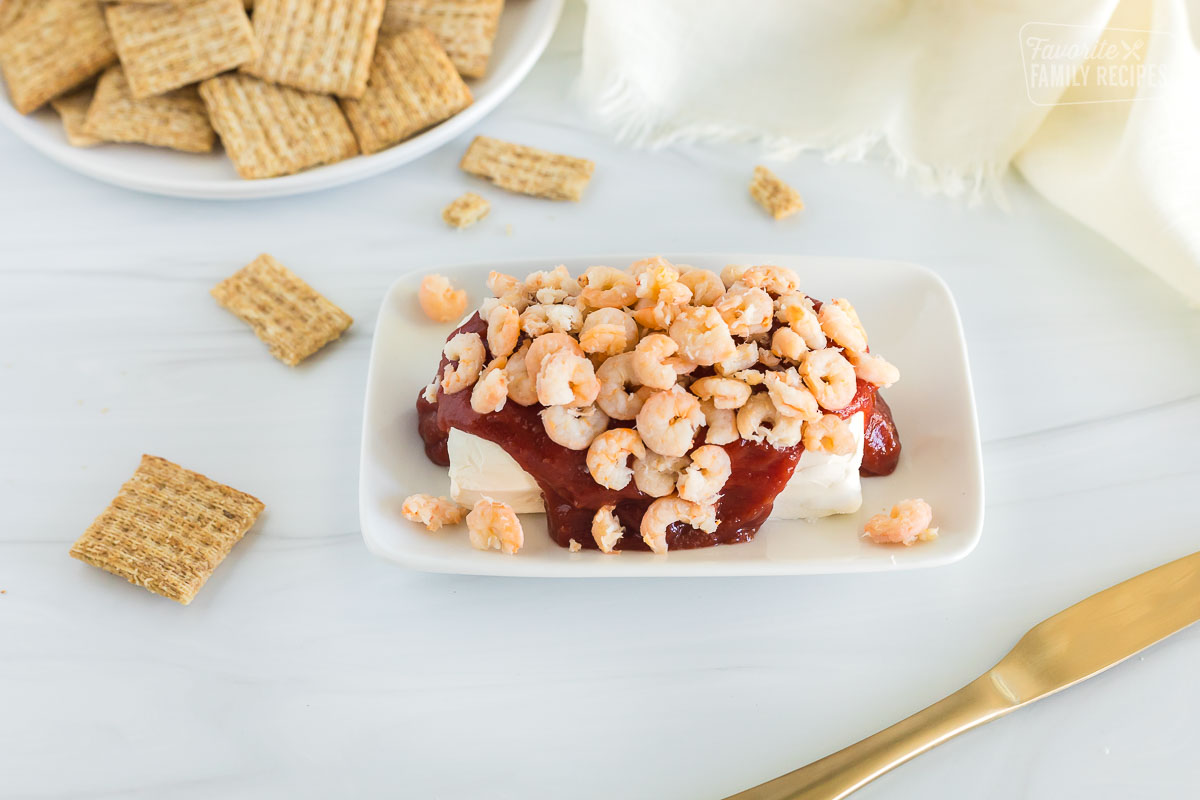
[{"xmin": 359, "ymin": 254, "xmax": 984, "ymax": 576}]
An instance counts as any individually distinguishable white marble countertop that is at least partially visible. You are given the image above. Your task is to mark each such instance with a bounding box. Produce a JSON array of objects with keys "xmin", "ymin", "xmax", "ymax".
[{"xmin": 3, "ymin": 4, "xmax": 1199, "ymax": 798}]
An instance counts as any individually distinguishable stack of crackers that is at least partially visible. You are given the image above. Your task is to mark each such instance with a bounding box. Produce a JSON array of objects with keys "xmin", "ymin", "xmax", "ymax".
[{"xmin": 0, "ymin": 0, "xmax": 504, "ymax": 179}]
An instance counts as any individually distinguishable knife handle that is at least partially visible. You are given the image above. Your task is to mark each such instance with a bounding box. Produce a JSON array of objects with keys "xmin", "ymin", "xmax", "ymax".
[{"xmin": 725, "ymin": 673, "xmax": 1016, "ymax": 800}]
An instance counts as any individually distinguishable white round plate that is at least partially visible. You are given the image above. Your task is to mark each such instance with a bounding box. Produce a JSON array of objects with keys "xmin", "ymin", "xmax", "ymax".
[{"xmin": 0, "ymin": 0, "xmax": 563, "ymax": 199}]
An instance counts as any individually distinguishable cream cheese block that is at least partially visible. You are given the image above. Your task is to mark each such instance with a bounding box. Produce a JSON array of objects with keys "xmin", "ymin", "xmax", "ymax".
[{"xmin": 446, "ymin": 412, "xmax": 865, "ymax": 519}]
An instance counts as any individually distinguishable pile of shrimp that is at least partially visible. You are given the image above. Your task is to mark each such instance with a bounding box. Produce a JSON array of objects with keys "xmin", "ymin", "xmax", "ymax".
[{"xmin": 422, "ymin": 258, "xmax": 903, "ymax": 554}]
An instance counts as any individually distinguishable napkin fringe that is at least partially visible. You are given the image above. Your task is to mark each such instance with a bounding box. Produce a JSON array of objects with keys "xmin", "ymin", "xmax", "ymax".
[{"xmin": 580, "ymin": 74, "xmax": 1008, "ymax": 206}]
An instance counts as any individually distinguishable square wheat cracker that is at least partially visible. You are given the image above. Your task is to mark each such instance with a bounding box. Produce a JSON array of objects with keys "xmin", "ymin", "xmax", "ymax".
[
  {"xmin": 104, "ymin": 0, "xmax": 257, "ymax": 100},
  {"xmin": 50, "ymin": 85, "xmax": 101, "ymax": 147},
  {"xmin": 340, "ymin": 28, "xmax": 472, "ymax": 155},
  {"xmin": 70, "ymin": 455, "xmax": 264, "ymax": 605},
  {"xmin": 442, "ymin": 192, "xmax": 488, "ymax": 228},
  {"xmin": 459, "ymin": 135, "xmax": 594, "ymax": 201},
  {"xmin": 83, "ymin": 66, "xmax": 215, "ymax": 152},
  {"xmin": 381, "ymin": 0, "xmax": 504, "ymax": 78},
  {"xmin": 243, "ymin": 0, "xmax": 386, "ymax": 99},
  {"xmin": 199, "ymin": 73, "xmax": 359, "ymax": 179},
  {"xmin": 750, "ymin": 165, "xmax": 803, "ymax": 220},
  {"xmin": 212, "ymin": 254, "xmax": 353, "ymax": 366},
  {"xmin": 0, "ymin": 0, "xmax": 116, "ymax": 114}
]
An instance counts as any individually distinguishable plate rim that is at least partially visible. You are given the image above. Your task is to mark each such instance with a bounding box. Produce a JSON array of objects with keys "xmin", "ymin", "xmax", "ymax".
[
  {"xmin": 359, "ymin": 253, "xmax": 985, "ymax": 577},
  {"xmin": 0, "ymin": 0, "xmax": 564, "ymax": 200}
]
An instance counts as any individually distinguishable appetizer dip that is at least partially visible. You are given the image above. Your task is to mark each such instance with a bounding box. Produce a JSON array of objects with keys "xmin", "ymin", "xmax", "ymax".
[{"xmin": 415, "ymin": 258, "xmax": 901, "ymax": 554}]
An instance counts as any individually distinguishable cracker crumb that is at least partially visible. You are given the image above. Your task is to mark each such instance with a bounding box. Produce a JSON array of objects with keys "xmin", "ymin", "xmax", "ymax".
[
  {"xmin": 442, "ymin": 192, "xmax": 490, "ymax": 229},
  {"xmin": 568, "ymin": 538, "xmax": 581, "ymax": 552},
  {"xmin": 750, "ymin": 165, "xmax": 803, "ymax": 220},
  {"xmin": 504, "ymin": 224, "xmax": 513, "ymax": 236}
]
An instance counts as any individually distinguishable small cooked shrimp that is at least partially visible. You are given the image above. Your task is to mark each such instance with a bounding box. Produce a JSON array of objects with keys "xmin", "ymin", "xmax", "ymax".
[
  {"xmin": 504, "ymin": 341, "xmax": 538, "ymax": 406},
  {"xmin": 596, "ymin": 352, "xmax": 653, "ymax": 420},
  {"xmin": 632, "ymin": 450, "xmax": 689, "ymax": 498},
  {"xmin": 418, "ymin": 274, "xmax": 468, "ymax": 322},
  {"xmin": 714, "ymin": 286, "xmax": 774, "ymax": 336},
  {"xmin": 732, "ymin": 369, "xmax": 765, "ymax": 386},
  {"xmin": 818, "ymin": 298, "xmax": 868, "ymax": 352},
  {"xmin": 525, "ymin": 332, "xmax": 585, "ymax": 379},
  {"xmin": 579, "ymin": 265, "xmax": 637, "ymax": 308},
  {"xmin": 487, "ymin": 270, "xmax": 524, "ymax": 298},
  {"xmin": 699, "ymin": 398, "xmax": 739, "ymax": 445},
  {"xmin": 632, "ymin": 333, "xmax": 680, "ymax": 390},
  {"xmin": 537, "ymin": 350, "xmax": 600, "ymax": 407},
  {"xmin": 678, "ymin": 268, "xmax": 726, "ymax": 306},
  {"xmin": 736, "ymin": 392, "xmax": 804, "ymax": 448},
  {"xmin": 541, "ymin": 403, "xmax": 609, "ymax": 450},
  {"xmin": 770, "ymin": 327, "xmax": 808, "ymax": 362},
  {"xmin": 486, "ymin": 303, "xmax": 520, "ymax": 358},
  {"xmin": 633, "ymin": 259, "xmax": 681, "ymax": 302},
  {"xmin": 863, "ymin": 498, "xmax": 936, "ymax": 546},
  {"xmin": 763, "ymin": 368, "xmax": 820, "ymax": 421},
  {"xmin": 715, "ymin": 341, "xmax": 759, "ymax": 376},
  {"xmin": 586, "ymin": 428, "xmax": 646, "ymax": 489},
  {"xmin": 579, "ymin": 307, "xmax": 638, "ymax": 356},
  {"xmin": 677, "ymin": 445, "xmax": 732, "ymax": 504},
  {"xmin": 639, "ymin": 495, "xmax": 718, "ymax": 554},
  {"xmin": 636, "ymin": 387, "xmax": 705, "ymax": 457},
  {"xmin": 740, "ymin": 265, "xmax": 800, "ymax": 296},
  {"xmin": 466, "ymin": 497, "xmax": 524, "ymax": 554},
  {"xmin": 402, "ymin": 493, "xmax": 466, "ymax": 531},
  {"xmin": 845, "ymin": 349, "xmax": 900, "ymax": 388},
  {"xmin": 592, "ymin": 504, "xmax": 625, "ymax": 553},
  {"xmin": 631, "ymin": 281, "xmax": 692, "ymax": 330},
  {"xmin": 799, "ymin": 348, "xmax": 858, "ymax": 410},
  {"xmin": 470, "ymin": 358, "xmax": 509, "ymax": 413},
  {"xmin": 668, "ymin": 306, "xmax": 737, "ymax": 366},
  {"xmin": 441, "ymin": 332, "xmax": 485, "ymax": 394},
  {"xmin": 520, "ymin": 303, "xmax": 583, "ymax": 337},
  {"xmin": 720, "ymin": 263, "xmax": 749, "ymax": 288},
  {"xmin": 525, "ymin": 265, "xmax": 580, "ymax": 305},
  {"xmin": 690, "ymin": 376, "xmax": 752, "ymax": 410},
  {"xmin": 803, "ymin": 413, "xmax": 856, "ymax": 456},
  {"xmin": 775, "ymin": 292, "xmax": 826, "ymax": 350}
]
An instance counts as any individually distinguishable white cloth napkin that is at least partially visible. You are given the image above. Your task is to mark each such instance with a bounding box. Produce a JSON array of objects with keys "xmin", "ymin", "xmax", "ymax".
[{"xmin": 577, "ymin": 0, "xmax": 1200, "ymax": 303}]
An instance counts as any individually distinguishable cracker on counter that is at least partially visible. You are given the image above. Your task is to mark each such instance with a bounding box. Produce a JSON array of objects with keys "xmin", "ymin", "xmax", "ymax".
[
  {"xmin": 750, "ymin": 165, "xmax": 803, "ymax": 220},
  {"xmin": 211, "ymin": 253, "xmax": 353, "ymax": 366},
  {"xmin": 0, "ymin": 0, "xmax": 116, "ymax": 114},
  {"xmin": 104, "ymin": 0, "xmax": 257, "ymax": 100},
  {"xmin": 340, "ymin": 28, "xmax": 472, "ymax": 155},
  {"xmin": 69, "ymin": 455, "xmax": 264, "ymax": 605},
  {"xmin": 83, "ymin": 66, "xmax": 215, "ymax": 153},
  {"xmin": 198, "ymin": 73, "xmax": 359, "ymax": 179},
  {"xmin": 243, "ymin": 0, "xmax": 386, "ymax": 99},
  {"xmin": 381, "ymin": 0, "xmax": 504, "ymax": 79},
  {"xmin": 442, "ymin": 192, "xmax": 489, "ymax": 229},
  {"xmin": 50, "ymin": 85, "xmax": 101, "ymax": 147},
  {"xmin": 459, "ymin": 136, "xmax": 594, "ymax": 201}
]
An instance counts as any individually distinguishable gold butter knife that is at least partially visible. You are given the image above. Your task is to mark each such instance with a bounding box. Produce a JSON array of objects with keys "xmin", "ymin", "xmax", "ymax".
[{"xmin": 726, "ymin": 549, "xmax": 1200, "ymax": 800}]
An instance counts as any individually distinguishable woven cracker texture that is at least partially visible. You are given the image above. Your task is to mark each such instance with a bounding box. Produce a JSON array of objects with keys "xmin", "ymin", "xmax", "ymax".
[
  {"xmin": 70, "ymin": 455, "xmax": 264, "ymax": 605},
  {"xmin": 381, "ymin": 0, "xmax": 504, "ymax": 78},
  {"xmin": 459, "ymin": 135, "xmax": 594, "ymax": 201},
  {"xmin": 340, "ymin": 28, "xmax": 472, "ymax": 155},
  {"xmin": 84, "ymin": 66, "xmax": 215, "ymax": 153},
  {"xmin": 211, "ymin": 253, "xmax": 353, "ymax": 365},
  {"xmin": 243, "ymin": 0, "xmax": 386, "ymax": 99},
  {"xmin": 0, "ymin": 0, "xmax": 116, "ymax": 114},
  {"xmin": 199, "ymin": 73, "xmax": 359, "ymax": 179},
  {"xmin": 104, "ymin": 0, "xmax": 257, "ymax": 99}
]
